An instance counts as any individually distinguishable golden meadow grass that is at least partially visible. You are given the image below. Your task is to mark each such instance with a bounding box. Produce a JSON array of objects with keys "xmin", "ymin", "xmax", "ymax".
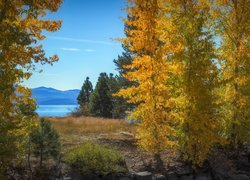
[
  {"xmin": 49, "ymin": 116, "xmax": 132, "ymax": 135},
  {"xmin": 45, "ymin": 116, "xmax": 136, "ymax": 150}
]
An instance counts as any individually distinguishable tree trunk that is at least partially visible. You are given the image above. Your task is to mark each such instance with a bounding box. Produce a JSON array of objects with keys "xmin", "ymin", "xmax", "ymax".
[
  {"xmin": 27, "ymin": 139, "xmax": 34, "ymax": 180},
  {"xmin": 40, "ymin": 148, "xmax": 43, "ymax": 168},
  {"xmin": 154, "ymin": 153, "xmax": 164, "ymax": 172}
]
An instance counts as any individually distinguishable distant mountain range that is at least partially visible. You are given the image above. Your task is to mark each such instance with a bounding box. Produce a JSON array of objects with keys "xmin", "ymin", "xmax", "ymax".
[{"xmin": 31, "ymin": 87, "xmax": 80, "ymax": 105}]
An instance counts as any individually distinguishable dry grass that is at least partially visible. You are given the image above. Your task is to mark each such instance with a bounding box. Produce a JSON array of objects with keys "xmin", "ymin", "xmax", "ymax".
[
  {"xmin": 41, "ymin": 117, "xmax": 178, "ymax": 172},
  {"xmin": 45, "ymin": 116, "xmax": 136, "ymax": 150},
  {"xmin": 49, "ymin": 116, "xmax": 132, "ymax": 135}
]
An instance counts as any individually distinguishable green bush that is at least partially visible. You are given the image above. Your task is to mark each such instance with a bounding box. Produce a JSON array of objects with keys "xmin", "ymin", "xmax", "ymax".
[{"xmin": 64, "ymin": 143, "xmax": 127, "ymax": 175}]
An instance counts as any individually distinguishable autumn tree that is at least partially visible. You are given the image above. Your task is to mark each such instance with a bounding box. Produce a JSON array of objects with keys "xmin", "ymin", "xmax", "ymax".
[
  {"xmin": 214, "ymin": 0, "xmax": 250, "ymax": 148},
  {"xmin": 116, "ymin": 0, "xmax": 182, "ymax": 168},
  {"xmin": 0, "ymin": 0, "xmax": 61, "ymax": 176},
  {"xmin": 165, "ymin": 0, "xmax": 223, "ymax": 166}
]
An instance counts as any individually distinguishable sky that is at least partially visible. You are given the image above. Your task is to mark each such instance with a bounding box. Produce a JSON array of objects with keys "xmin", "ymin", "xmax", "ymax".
[{"xmin": 23, "ymin": 0, "xmax": 126, "ymax": 90}]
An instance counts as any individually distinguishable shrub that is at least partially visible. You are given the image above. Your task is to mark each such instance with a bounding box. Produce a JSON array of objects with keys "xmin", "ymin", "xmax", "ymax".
[
  {"xmin": 70, "ymin": 107, "xmax": 84, "ymax": 117},
  {"xmin": 65, "ymin": 143, "xmax": 127, "ymax": 175}
]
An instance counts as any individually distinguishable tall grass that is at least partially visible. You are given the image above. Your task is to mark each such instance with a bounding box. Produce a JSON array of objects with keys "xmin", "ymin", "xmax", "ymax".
[
  {"xmin": 44, "ymin": 116, "xmax": 135, "ymax": 151},
  {"xmin": 49, "ymin": 116, "xmax": 132, "ymax": 135}
]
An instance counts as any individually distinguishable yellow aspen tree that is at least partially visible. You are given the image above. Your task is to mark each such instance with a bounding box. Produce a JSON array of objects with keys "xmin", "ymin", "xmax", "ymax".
[
  {"xmin": 0, "ymin": 0, "xmax": 62, "ymax": 176},
  {"xmin": 215, "ymin": 0, "xmax": 250, "ymax": 147},
  {"xmin": 116, "ymin": 0, "xmax": 182, "ymax": 168},
  {"xmin": 166, "ymin": 0, "xmax": 222, "ymax": 166}
]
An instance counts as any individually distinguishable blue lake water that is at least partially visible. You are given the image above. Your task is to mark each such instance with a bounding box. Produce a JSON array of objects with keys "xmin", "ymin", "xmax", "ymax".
[{"xmin": 36, "ymin": 105, "xmax": 78, "ymax": 117}]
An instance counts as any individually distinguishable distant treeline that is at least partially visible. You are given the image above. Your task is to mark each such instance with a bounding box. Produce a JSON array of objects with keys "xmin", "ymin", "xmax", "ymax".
[{"xmin": 75, "ymin": 47, "xmax": 133, "ymax": 119}]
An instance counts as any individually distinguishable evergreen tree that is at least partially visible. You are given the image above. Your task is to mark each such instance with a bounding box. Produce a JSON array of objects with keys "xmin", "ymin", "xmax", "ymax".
[
  {"xmin": 110, "ymin": 76, "xmax": 131, "ymax": 118},
  {"xmin": 113, "ymin": 45, "xmax": 134, "ymax": 118},
  {"xmin": 106, "ymin": 73, "xmax": 127, "ymax": 118},
  {"xmin": 77, "ymin": 77, "xmax": 93, "ymax": 115},
  {"xmin": 77, "ymin": 77, "xmax": 93, "ymax": 106},
  {"xmin": 89, "ymin": 73, "xmax": 113, "ymax": 118},
  {"xmin": 114, "ymin": 47, "xmax": 133, "ymax": 78},
  {"xmin": 113, "ymin": 19, "xmax": 135, "ymax": 89},
  {"xmin": 30, "ymin": 118, "xmax": 61, "ymax": 167}
]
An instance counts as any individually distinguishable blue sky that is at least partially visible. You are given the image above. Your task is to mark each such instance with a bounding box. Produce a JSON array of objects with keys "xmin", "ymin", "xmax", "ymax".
[{"xmin": 23, "ymin": 0, "xmax": 126, "ymax": 90}]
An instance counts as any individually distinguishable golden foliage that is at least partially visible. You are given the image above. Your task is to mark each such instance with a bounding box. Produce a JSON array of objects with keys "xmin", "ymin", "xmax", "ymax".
[
  {"xmin": 163, "ymin": 0, "xmax": 223, "ymax": 166},
  {"xmin": 118, "ymin": 0, "xmax": 247, "ymax": 167},
  {"xmin": 215, "ymin": 0, "xmax": 250, "ymax": 145},
  {"xmin": 116, "ymin": 0, "xmax": 182, "ymax": 155},
  {"xmin": 0, "ymin": 0, "xmax": 62, "ymax": 176}
]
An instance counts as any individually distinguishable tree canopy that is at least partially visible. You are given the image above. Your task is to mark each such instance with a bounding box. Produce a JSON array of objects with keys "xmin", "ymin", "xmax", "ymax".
[{"xmin": 0, "ymin": 0, "xmax": 62, "ymax": 176}]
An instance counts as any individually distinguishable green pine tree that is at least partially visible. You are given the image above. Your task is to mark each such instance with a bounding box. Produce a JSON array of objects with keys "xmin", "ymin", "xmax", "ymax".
[
  {"xmin": 77, "ymin": 77, "xmax": 93, "ymax": 115},
  {"xmin": 77, "ymin": 77, "xmax": 93, "ymax": 106},
  {"xmin": 89, "ymin": 73, "xmax": 113, "ymax": 118},
  {"xmin": 112, "ymin": 46, "xmax": 134, "ymax": 118},
  {"xmin": 30, "ymin": 118, "xmax": 61, "ymax": 167}
]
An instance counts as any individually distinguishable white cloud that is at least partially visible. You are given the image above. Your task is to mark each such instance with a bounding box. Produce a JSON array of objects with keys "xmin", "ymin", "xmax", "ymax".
[
  {"xmin": 48, "ymin": 36, "xmax": 119, "ymax": 46},
  {"xmin": 61, "ymin": 48, "xmax": 81, "ymax": 51},
  {"xmin": 84, "ymin": 49, "xmax": 95, "ymax": 52},
  {"xmin": 60, "ymin": 48, "xmax": 96, "ymax": 52}
]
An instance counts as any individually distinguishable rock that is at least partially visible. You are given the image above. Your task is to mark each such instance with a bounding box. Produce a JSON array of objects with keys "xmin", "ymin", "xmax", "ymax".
[
  {"xmin": 97, "ymin": 133, "xmax": 108, "ymax": 139},
  {"xmin": 154, "ymin": 174, "xmax": 166, "ymax": 180},
  {"xmin": 120, "ymin": 131, "xmax": 134, "ymax": 137},
  {"xmin": 62, "ymin": 177, "xmax": 72, "ymax": 180},
  {"xmin": 209, "ymin": 151, "xmax": 234, "ymax": 179},
  {"xmin": 195, "ymin": 173, "xmax": 213, "ymax": 180},
  {"xmin": 129, "ymin": 173, "xmax": 136, "ymax": 180},
  {"xmin": 166, "ymin": 173, "xmax": 178, "ymax": 180},
  {"xmin": 119, "ymin": 177, "xmax": 131, "ymax": 180},
  {"xmin": 176, "ymin": 166, "xmax": 194, "ymax": 176},
  {"xmin": 236, "ymin": 159, "xmax": 250, "ymax": 173},
  {"xmin": 104, "ymin": 174, "xmax": 116, "ymax": 180},
  {"xmin": 180, "ymin": 174, "xmax": 194, "ymax": 180},
  {"xmin": 94, "ymin": 177, "xmax": 102, "ymax": 180},
  {"xmin": 234, "ymin": 170, "xmax": 250, "ymax": 178},
  {"xmin": 231, "ymin": 174, "xmax": 250, "ymax": 180},
  {"xmin": 135, "ymin": 171, "xmax": 153, "ymax": 180}
]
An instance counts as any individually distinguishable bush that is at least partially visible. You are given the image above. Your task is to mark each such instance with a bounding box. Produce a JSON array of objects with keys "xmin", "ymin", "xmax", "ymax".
[
  {"xmin": 65, "ymin": 143, "xmax": 127, "ymax": 175},
  {"xmin": 70, "ymin": 107, "xmax": 84, "ymax": 117}
]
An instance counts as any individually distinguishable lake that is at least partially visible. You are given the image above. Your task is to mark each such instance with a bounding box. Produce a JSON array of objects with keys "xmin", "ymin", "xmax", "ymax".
[{"xmin": 36, "ymin": 105, "xmax": 78, "ymax": 117}]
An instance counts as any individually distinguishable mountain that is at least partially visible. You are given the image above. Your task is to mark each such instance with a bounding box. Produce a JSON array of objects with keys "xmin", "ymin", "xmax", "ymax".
[{"xmin": 31, "ymin": 87, "xmax": 80, "ymax": 105}]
